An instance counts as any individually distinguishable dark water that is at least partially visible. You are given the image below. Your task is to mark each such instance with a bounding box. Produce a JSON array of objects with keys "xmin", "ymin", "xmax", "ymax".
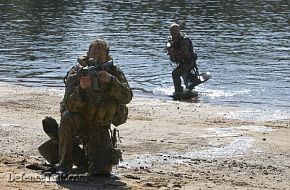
[{"xmin": 0, "ymin": 0, "xmax": 289, "ymax": 115}]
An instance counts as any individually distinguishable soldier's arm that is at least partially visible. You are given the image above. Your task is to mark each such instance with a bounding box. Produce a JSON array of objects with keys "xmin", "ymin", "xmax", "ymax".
[
  {"xmin": 61, "ymin": 65, "xmax": 81, "ymax": 112},
  {"xmin": 107, "ymin": 67, "xmax": 133, "ymax": 104},
  {"xmin": 66, "ymin": 87, "xmax": 87, "ymax": 112}
]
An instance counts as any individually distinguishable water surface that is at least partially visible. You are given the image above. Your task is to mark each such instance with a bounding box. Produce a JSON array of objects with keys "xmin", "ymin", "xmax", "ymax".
[{"xmin": 0, "ymin": 0, "xmax": 289, "ymax": 114}]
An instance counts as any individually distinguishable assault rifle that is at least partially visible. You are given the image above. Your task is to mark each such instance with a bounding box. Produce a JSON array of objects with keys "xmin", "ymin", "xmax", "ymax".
[{"xmin": 78, "ymin": 60, "xmax": 113, "ymax": 91}]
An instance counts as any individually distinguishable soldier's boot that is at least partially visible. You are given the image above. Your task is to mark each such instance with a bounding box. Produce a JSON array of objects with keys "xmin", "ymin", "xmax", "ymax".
[
  {"xmin": 56, "ymin": 146, "xmax": 88, "ymax": 178},
  {"xmin": 173, "ymin": 86, "xmax": 184, "ymax": 96},
  {"xmin": 87, "ymin": 148, "xmax": 122, "ymax": 176},
  {"xmin": 72, "ymin": 142, "xmax": 89, "ymax": 170},
  {"xmin": 38, "ymin": 139, "xmax": 59, "ymax": 165},
  {"xmin": 87, "ymin": 163, "xmax": 113, "ymax": 176},
  {"xmin": 87, "ymin": 150, "xmax": 111, "ymax": 176},
  {"xmin": 38, "ymin": 139, "xmax": 88, "ymax": 168},
  {"xmin": 39, "ymin": 116, "xmax": 88, "ymax": 169}
]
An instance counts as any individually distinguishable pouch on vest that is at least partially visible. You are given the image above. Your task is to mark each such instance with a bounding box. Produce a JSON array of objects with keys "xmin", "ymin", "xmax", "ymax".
[
  {"xmin": 112, "ymin": 104, "xmax": 128, "ymax": 127},
  {"xmin": 110, "ymin": 148, "xmax": 122, "ymax": 165}
]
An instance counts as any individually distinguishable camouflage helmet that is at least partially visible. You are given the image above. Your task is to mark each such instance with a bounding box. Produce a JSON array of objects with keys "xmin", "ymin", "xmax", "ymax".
[{"xmin": 88, "ymin": 38, "xmax": 110, "ymax": 56}]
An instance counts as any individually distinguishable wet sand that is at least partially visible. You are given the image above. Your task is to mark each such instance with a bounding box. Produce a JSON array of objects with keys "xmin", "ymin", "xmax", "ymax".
[{"xmin": 0, "ymin": 81, "xmax": 289, "ymax": 190}]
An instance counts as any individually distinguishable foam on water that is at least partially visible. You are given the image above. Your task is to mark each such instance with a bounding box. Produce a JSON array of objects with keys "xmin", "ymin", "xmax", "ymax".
[
  {"xmin": 153, "ymin": 86, "xmax": 174, "ymax": 96},
  {"xmin": 184, "ymin": 137, "xmax": 255, "ymax": 159},
  {"xmin": 201, "ymin": 88, "xmax": 251, "ymax": 98},
  {"xmin": 225, "ymin": 109, "xmax": 290, "ymax": 122},
  {"xmin": 236, "ymin": 125, "xmax": 273, "ymax": 132},
  {"xmin": 120, "ymin": 137, "xmax": 254, "ymax": 169},
  {"xmin": 119, "ymin": 125, "xmax": 271, "ymax": 168}
]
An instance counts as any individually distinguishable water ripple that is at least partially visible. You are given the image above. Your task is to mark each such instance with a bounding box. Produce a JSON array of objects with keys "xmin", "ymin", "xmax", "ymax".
[{"xmin": 0, "ymin": 0, "xmax": 289, "ymax": 111}]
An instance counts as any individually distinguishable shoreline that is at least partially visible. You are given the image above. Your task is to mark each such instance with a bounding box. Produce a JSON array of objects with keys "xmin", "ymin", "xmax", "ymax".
[
  {"xmin": 2, "ymin": 80, "xmax": 290, "ymax": 120},
  {"xmin": 0, "ymin": 81, "xmax": 289, "ymax": 189}
]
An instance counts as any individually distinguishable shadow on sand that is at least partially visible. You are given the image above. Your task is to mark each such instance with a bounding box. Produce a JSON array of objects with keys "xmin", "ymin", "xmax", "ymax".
[
  {"xmin": 56, "ymin": 174, "xmax": 129, "ymax": 190},
  {"xmin": 26, "ymin": 163, "xmax": 130, "ymax": 190}
]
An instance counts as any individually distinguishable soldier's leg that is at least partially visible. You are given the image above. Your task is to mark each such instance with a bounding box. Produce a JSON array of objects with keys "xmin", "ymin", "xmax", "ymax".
[
  {"xmin": 172, "ymin": 66, "xmax": 183, "ymax": 93},
  {"xmin": 172, "ymin": 63, "xmax": 192, "ymax": 93},
  {"xmin": 86, "ymin": 125, "xmax": 113, "ymax": 175},
  {"xmin": 58, "ymin": 111, "xmax": 83, "ymax": 172}
]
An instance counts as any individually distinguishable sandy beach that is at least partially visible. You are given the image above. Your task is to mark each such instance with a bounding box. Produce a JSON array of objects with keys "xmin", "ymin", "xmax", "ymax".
[{"xmin": 0, "ymin": 81, "xmax": 289, "ymax": 190}]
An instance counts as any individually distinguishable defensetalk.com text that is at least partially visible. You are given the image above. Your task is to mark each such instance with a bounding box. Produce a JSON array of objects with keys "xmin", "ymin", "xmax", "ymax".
[{"xmin": 0, "ymin": 172, "xmax": 87, "ymax": 182}]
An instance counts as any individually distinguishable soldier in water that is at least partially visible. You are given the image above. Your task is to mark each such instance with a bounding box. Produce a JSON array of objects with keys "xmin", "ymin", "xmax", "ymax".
[{"xmin": 166, "ymin": 23, "xmax": 198, "ymax": 95}]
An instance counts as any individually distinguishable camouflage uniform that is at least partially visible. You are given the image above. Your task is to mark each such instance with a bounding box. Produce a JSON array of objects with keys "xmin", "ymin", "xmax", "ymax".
[
  {"xmin": 59, "ymin": 57, "xmax": 132, "ymax": 175},
  {"xmin": 168, "ymin": 33, "xmax": 198, "ymax": 93}
]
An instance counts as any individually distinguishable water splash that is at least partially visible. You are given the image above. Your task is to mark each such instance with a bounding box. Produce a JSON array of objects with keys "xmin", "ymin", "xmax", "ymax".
[{"xmin": 153, "ymin": 86, "xmax": 174, "ymax": 96}]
